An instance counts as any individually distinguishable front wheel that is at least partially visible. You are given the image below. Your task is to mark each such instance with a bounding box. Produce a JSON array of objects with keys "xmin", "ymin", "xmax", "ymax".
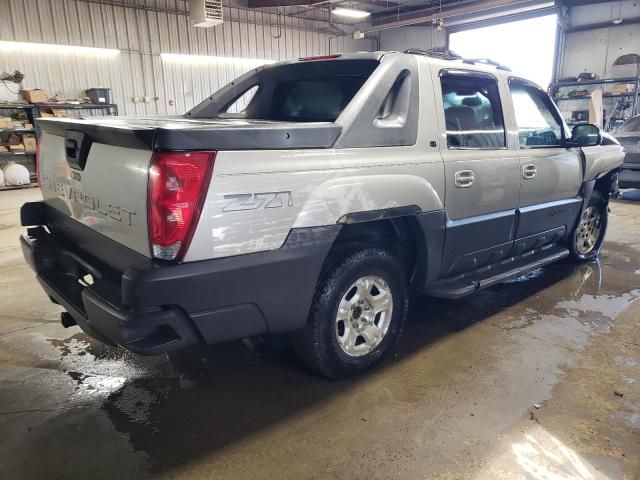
[
  {"xmin": 293, "ymin": 247, "xmax": 408, "ymax": 379},
  {"xmin": 569, "ymin": 191, "xmax": 608, "ymax": 261}
]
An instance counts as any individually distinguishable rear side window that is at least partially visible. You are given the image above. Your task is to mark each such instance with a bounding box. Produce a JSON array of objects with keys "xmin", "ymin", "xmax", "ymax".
[
  {"xmin": 440, "ymin": 73, "xmax": 506, "ymax": 149},
  {"xmin": 271, "ymin": 76, "xmax": 369, "ymax": 122},
  {"xmin": 510, "ymin": 83, "xmax": 564, "ymax": 147}
]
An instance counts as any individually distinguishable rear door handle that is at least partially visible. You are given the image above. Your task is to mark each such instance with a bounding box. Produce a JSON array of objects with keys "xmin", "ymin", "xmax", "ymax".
[
  {"xmin": 454, "ymin": 170, "xmax": 475, "ymax": 188},
  {"xmin": 522, "ymin": 164, "xmax": 537, "ymax": 179}
]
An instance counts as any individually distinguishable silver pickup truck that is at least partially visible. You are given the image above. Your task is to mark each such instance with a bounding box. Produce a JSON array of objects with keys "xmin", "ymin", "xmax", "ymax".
[{"xmin": 20, "ymin": 50, "xmax": 624, "ymax": 378}]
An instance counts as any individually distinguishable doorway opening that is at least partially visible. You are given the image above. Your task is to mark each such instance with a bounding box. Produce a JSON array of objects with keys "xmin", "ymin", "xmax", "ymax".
[{"xmin": 448, "ymin": 14, "xmax": 558, "ymax": 90}]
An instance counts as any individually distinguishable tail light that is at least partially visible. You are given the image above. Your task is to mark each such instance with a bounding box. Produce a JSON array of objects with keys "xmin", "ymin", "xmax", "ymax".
[{"xmin": 148, "ymin": 151, "xmax": 215, "ymax": 261}]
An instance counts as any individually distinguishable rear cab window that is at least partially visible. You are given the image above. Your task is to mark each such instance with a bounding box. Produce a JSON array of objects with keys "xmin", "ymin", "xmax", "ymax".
[
  {"xmin": 271, "ymin": 76, "xmax": 370, "ymax": 122},
  {"xmin": 191, "ymin": 59, "xmax": 379, "ymax": 123}
]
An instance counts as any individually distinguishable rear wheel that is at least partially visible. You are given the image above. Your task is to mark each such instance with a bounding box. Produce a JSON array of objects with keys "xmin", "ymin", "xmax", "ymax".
[
  {"xmin": 569, "ymin": 191, "xmax": 608, "ymax": 261},
  {"xmin": 294, "ymin": 247, "xmax": 408, "ymax": 379}
]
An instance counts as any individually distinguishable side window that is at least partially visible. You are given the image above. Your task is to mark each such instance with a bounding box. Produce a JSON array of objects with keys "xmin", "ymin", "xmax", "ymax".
[
  {"xmin": 224, "ymin": 85, "xmax": 259, "ymax": 114},
  {"xmin": 510, "ymin": 84, "xmax": 563, "ymax": 147},
  {"xmin": 440, "ymin": 73, "xmax": 506, "ymax": 149}
]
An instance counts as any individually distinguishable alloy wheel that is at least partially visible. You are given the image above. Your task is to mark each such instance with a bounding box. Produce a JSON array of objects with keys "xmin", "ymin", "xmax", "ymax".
[{"xmin": 335, "ymin": 275, "xmax": 393, "ymax": 357}]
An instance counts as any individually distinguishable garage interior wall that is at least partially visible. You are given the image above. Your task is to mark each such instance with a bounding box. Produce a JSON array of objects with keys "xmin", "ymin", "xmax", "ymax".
[
  {"xmin": 0, "ymin": 0, "xmax": 373, "ymax": 116},
  {"xmin": 557, "ymin": 0, "xmax": 640, "ymax": 80}
]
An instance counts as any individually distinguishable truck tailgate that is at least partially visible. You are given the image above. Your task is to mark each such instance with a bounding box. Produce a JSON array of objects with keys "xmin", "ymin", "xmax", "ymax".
[{"xmin": 39, "ymin": 131, "xmax": 152, "ymax": 257}]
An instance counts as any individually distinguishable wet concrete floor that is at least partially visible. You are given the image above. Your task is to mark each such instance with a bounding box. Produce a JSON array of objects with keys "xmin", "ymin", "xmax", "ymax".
[{"xmin": 1, "ymin": 188, "xmax": 639, "ymax": 479}]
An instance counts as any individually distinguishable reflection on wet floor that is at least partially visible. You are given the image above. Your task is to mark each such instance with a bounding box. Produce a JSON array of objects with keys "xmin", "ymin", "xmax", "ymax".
[{"xmin": 2, "ymin": 183, "xmax": 640, "ymax": 479}]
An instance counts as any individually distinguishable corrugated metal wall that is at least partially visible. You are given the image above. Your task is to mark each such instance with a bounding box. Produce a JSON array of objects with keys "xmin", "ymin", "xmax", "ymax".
[{"xmin": 0, "ymin": 0, "xmax": 373, "ymax": 116}]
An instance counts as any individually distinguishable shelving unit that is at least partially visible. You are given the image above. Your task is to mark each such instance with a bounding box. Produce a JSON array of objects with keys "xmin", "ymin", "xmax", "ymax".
[
  {"xmin": 0, "ymin": 128, "xmax": 36, "ymax": 134},
  {"xmin": 35, "ymin": 103, "xmax": 118, "ymax": 116},
  {"xmin": 0, "ymin": 151, "xmax": 35, "ymax": 157},
  {"xmin": 0, "ymin": 104, "xmax": 38, "ymax": 190},
  {"xmin": 550, "ymin": 76, "xmax": 637, "ymax": 88},
  {"xmin": 550, "ymin": 76, "xmax": 638, "ymax": 131},
  {"xmin": 0, "ymin": 102, "xmax": 119, "ymax": 191},
  {"xmin": 554, "ymin": 93, "xmax": 635, "ymax": 100}
]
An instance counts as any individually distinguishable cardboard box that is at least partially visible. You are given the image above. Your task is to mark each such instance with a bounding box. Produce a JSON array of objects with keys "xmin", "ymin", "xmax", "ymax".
[
  {"xmin": 611, "ymin": 83, "xmax": 635, "ymax": 94},
  {"xmin": 0, "ymin": 117, "xmax": 12, "ymax": 129},
  {"xmin": 9, "ymin": 143, "xmax": 25, "ymax": 151},
  {"xmin": 21, "ymin": 88, "xmax": 48, "ymax": 103},
  {"xmin": 0, "ymin": 145, "xmax": 8, "ymax": 152},
  {"xmin": 52, "ymin": 109, "xmax": 67, "ymax": 118},
  {"xmin": 23, "ymin": 135, "xmax": 37, "ymax": 152},
  {"xmin": 23, "ymin": 123, "xmax": 33, "ymax": 129},
  {"xmin": 7, "ymin": 133, "xmax": 21, "ymax": 145}
]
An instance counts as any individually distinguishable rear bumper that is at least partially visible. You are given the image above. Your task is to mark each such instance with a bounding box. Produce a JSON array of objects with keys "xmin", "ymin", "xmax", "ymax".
[{"xmin": 21, "ymin": 202, "xmax": 339, "ymax": 355}]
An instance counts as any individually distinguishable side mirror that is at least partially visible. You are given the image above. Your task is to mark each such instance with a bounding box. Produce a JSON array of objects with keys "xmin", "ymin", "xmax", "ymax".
[{"xmin": 570, "ymin": 124, "xmax": 601, "ymax": 147}]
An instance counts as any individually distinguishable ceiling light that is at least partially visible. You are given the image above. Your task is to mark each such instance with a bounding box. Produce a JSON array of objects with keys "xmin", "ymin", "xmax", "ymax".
[
  {"xmin": 0, "ymin": 41, "xmax": 119, "ymax": 56},
  {"xmin": 332, "ymin": 7, "xmax": 370, "ymax": 19},
  {"xmin": 160, "ymin": 53, "xmax": 274, "ymax": 66}
]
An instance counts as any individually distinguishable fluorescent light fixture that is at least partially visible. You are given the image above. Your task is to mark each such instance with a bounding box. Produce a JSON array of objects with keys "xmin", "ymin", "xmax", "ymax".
[
  {"xmin": 160, "ymin": 53, "xmax": 275, "ymax": 66},
  {"xmin": 332, "ymin": 7, "xmax": 370, "ymax": 19},
  {"xmin": 0, "ymin": 41, "xmax": 119, "ymax": 56}
]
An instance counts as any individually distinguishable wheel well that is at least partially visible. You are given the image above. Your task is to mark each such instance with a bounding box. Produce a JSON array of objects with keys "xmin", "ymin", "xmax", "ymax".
[
  {"xmin": 331, "ymin": 217, "xmax": 426, "ymax": 289},
  {"xmin": 594, "ymin": 170, "xmax": 618, "ymax": 198}
]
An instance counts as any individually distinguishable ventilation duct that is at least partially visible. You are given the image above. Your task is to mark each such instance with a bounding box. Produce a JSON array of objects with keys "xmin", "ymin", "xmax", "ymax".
[{"xmin": 189, "ymin": 0, "xmax": 223, "ymax": 28}]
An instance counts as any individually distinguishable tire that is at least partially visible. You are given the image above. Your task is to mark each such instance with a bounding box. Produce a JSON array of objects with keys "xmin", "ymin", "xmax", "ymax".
[
  {"xmin": 568, "ymin": 191, "xmax": 608, "ymax": 261},
  {"xmin": 293, "ymin": 247, "xmax": 409, "ymax": 379}
]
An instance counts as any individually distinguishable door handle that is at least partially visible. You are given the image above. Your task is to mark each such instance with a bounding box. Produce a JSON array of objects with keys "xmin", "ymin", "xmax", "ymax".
[
  {"xmin": 522, "ymin": 164, "xmax": 537, "ymax": 179},
  {"xmin": 454, "ymin": 170, "xmax": 475, "ymax": 188}
]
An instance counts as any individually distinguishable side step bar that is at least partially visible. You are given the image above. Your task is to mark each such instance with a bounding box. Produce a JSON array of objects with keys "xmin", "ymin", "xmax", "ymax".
[{"xmin": 427, "ymin": 244, "xmax": 569, "ymax": 299}]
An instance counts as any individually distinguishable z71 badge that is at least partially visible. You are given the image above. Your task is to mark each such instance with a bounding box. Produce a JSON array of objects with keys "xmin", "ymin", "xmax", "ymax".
[{"xmin": 222, "ymin": 191, "xmax": 294, "ymax": 212}]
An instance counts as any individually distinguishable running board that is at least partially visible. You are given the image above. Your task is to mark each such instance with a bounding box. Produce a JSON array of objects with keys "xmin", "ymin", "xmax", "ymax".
[{"xmin": 427, "ymin": 244, "xmax": 569, "ymax": 299}]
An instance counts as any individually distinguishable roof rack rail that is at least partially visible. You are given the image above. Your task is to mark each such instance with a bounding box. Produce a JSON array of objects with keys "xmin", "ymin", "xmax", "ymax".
[
  {"xmin": 404, "ymin": 48, "xmax": 512, "ymax": 71},
  {"xmin": 462, "ymin": 58, "xmax": 512, "ymax": 71},
  {"xmin": 404, "ymin": 48, "xmax": 461, "ymax": 61}
]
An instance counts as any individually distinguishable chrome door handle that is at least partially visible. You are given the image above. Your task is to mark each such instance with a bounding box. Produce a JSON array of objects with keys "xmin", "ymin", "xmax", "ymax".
[
  {"xmin": 454, "ymin": 170, "xmax": 475, "ymax": 188},
  {"xmin": 522, "ymin": 164, "xmax": 537, "ymax": 179}
]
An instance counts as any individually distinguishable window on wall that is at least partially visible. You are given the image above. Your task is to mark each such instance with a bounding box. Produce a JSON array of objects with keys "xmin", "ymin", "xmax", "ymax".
[
  {"xmin": 440, "ymin": 73, "xmax": 506, "ymax": 149},
  {"xmin": 510, "ymin": 83, "xmax": 564, "ymax": 147}
]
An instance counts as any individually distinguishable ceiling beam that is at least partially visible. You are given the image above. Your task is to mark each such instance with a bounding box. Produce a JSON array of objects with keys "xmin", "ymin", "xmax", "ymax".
[
  {"xmin": 370, "ymin": 0, "xmax": 550, "ymax": 29},
  {"xmin": 563, "ymin": 0, "xmax": 622, "ymax": 5},
  {"xmin": 248, "ymin": 0, "xmax": 398, "ymax": 7},
  {"xmin": 248, "ymin": 0, "xmax": 320, "ymax": 7},
  {"xmin": 354, "ymin": 0, "xmax": 400, "ymax": 7}
]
